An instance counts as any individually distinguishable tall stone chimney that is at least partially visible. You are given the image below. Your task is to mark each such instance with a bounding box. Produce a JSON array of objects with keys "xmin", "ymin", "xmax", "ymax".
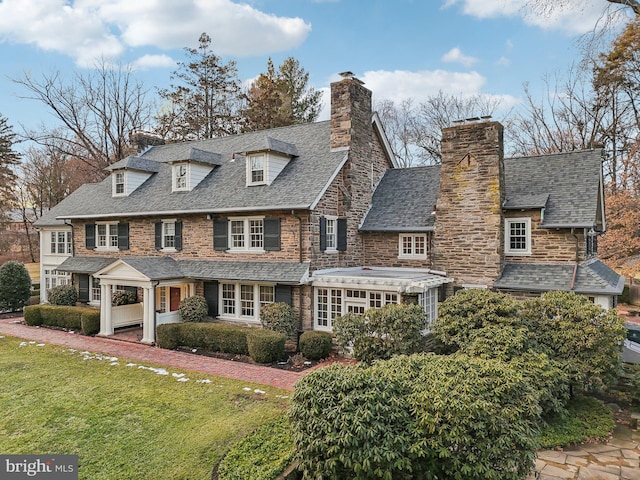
[
  {"xmin": 330, "ymin": 72, "xmax": 372, "ymax": 151},
  {"xmin": 431, "ymin": 120, "xmax": 505, "ymax": 287}
]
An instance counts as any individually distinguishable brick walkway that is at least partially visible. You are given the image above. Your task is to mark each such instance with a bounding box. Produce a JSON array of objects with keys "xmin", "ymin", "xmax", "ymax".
[{"xmin": 0, "ymin": 317, "xmax": 304, "ymax": 390}]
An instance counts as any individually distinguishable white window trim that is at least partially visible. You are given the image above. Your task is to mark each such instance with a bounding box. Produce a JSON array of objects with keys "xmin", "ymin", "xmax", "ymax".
[
  {"xmin": 246, "ymin": 153, "xmax": 268, "ymax": 186},
  {"xmin": 325, "ymin": 215, "xmax": 338, "ymax": 253},
  {"xmin": 95, "ymin": 221, "xmax": 119, "ymax": 251},
  {"xmin": 228, "ymin": 217, "xmax": 265, "ymax": 253},
  {"xmin": 217, "ymin": 282, "xmax": 275, "ymax": 323},
  {"xmin": 398, "ymin": 233, "xmax": 427, "ymax": 260},
  {"xmin": 50, "ymin": 230, "xmax": 72, "ymax": 255},
  {"xmin": 160, "ymin": 219, "xmax": 177, "ymax": 252},
  {"xmin": 172, "ymin": 163, "xmax": 190, "ymax": 192},
  {"xmin": 505, "ymin": 217, "xmax": 532, "ymax": 256},
  {"xmin": 113, "ymin": 171, "xmax": 126, "ymax": 197}
]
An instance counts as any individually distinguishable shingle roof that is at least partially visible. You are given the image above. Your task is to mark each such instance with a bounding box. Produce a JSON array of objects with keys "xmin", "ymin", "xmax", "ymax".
[
  {"xmin": 55, "ymin": 256, "xmax": 309, "ymax": 284},
  {"xmin": 360, "ymin": 166, "xmax": 440, "ymax": 232},
  {"xmin": 106, "ymin": 156, "xmax": 160, "ymax": 173},
  {"xmin": 494, "ymin": 259, "xmax": 624, "ymax": 295},
  {"xmin": 504, "ymin": 150, "xmax": 602, "ymax": 227},
  {"xmin": 49, "ymin": 121, "xmax": 346, "ymax": 219},
  {"xmin": 33, "ymin": 204, "xmax": 73, "ymax": 227},
  {"xmin": 361, "ymin": 149, "xmax": 603, "ymax": 231}
]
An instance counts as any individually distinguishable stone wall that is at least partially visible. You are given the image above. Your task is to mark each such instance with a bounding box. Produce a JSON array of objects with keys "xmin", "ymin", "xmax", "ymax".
[
  {"xmin": 431, "ymin": 121, "xmax": 505, "ymax": 287},
  {"xmin": 362, "ymin": 231, "xmax": 433, "ymax": 268}
]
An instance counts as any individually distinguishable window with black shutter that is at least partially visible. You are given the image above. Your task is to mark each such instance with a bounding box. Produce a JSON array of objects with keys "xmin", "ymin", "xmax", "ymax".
[
  {"xmin": 118, "ymin": 223, "xmax": 129, "ymax": 250},
  {"xmin": 175, "ymin": 221, "xmax": 183, "ymax": 251},
  {"xmin": 275, "ymin": 284, "xmax": 292, "ymax": 305},
  {"xmin": 78, "ymin": 274, "xmax": 89, "ymax": 303},
  {"xmin": 337, "ymin": 218, "xmax": 347, "ymax": 252},
  {"xmin": 204, "ymin": 281, "xmax": 219, "ymax": 317},
  {"xmin": 213, "ymin": 219, "xmax": 228, "ymax": 251},
  {"xmin": 319, "ymin": 217, "xmax": 327, "ymax": 252},
  {"xmin": 155, "ymin": 222, "xmax": 162, "ymax": 250}
]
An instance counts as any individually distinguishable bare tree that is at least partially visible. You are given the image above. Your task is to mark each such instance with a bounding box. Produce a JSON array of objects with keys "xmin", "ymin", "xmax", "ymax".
[
  {"xmin": 527, "ymin": 0, "xmax": 640, "ymax": 18},
  {"xmin": 13, "ymin": 60, "xmax": 153, "ymax": 180}
]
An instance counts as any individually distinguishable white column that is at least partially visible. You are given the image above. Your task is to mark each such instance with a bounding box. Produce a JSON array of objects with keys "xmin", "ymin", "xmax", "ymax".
[
  {"xmin": 99, "ymin": 283, "xmax": 113, "ymax": 336},
  {"xmin": 141, "ymin": 286, "xmax": 156, "ymax": 344}
]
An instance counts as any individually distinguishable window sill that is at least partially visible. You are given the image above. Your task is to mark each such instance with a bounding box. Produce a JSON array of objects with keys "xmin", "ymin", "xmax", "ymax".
[
  {"xmin": 505, "ymin": 251, "xmax": 531, "ymax": 256},
  {"xmin": 398, "ymin": 254, "xmax": 427, "ymax": 260},
  {"xmin": 323, "ymin": 249, "xmax": 339, "ymax": 255},
  {"xmin": 226, "ymin": 249, "xmax": 266, "ymax": 254},
  {"xmin": 95, "ymin": 247, "xmax": 119, "ymax": 252},
  {"xmin": 161, "ymin": 248, "xmax": 178, "ymax": 253},
  {"xmin": 314, "ymin": 325, "xmax": 333, "ymax": 332}
]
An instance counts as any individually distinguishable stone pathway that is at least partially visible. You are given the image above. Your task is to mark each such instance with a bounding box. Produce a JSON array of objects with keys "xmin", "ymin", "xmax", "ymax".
[{"xmin": 531, "ymin": 425, "xmax": 640, "ymax": 480}]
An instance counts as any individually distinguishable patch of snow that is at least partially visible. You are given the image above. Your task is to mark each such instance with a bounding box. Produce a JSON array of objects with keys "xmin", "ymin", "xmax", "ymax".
[
  {"xmin": 242, "ymin": 387, "xmax": 252, "ymax": 391},
  {"xmin": 276, "ymin": 395, "xmax": 289, "ymax": 399},
  {"xmin": 19, "ymin": 341, "xmax": 26, "ymax": 347},
  {"xmin": 191, "ymin": 349, "xmax": 197, "ymax": 353},
  {"xmin": 29, "ymin": 341, "xmax": 36, "ymax": 345},
  {"xmin": 125, "ymin": 363, "xmax": 137, "ymax": 367},
  {"xmin": 254, "ymin": 389, "xmax": 266, "ymax": 395},
  {"xmin": 36, "ymin": 343, "xmax": 45, "ymax": 347},
  {"xmin": 172, "ymin": 373, "xmax": 185, "ymax": 378},
  {"xmin": 196, "ymin": 379, "xmax": 212, "ymax": 384},
  {"xmin": 0, "ymin": 335, "xmax": 4, "ymax": 339},
  {"xmin": 110, "ymin": 362, "xmax": 119, "ymax": 366},
  {"xmin": 177, "ymin": 377, "xmax": 189, "ymax": 382}
]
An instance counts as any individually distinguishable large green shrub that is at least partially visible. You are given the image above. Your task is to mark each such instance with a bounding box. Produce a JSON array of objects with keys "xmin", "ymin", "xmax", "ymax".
[
  {"xmin": 0, "ymin": 261, "xmax": 32, "ymax": 311},
  {"xmin": 23, "ymin": 304, "xmax": 99, "ymax": 335},
  {"xmin": 178, "ymin": 295, "xmax": 209, "ymax": 322},
  {"xmin": 218, "ymin": 416, "xmax": 295, "ymax": 480},
  {"xmin": 299, "ymin": 331, "xmax": 332, "ymax": 361},
  {"xmin": 259, "ymin": 302, "xmax": 296, "ymax": 337},
  {"xmin": 156, "ymin": 322, "xmax": 249, "ymax": 355},
  {"xmin": 520, "ymin": 291, "xmax": 625, "ymax": 394},
  {"xmin": 290, "ymin": 353, "xmax": 541, "ymax": 480},
  {"xmin": 111, "ymin": 290, "xmax": 137, "ymax": 306},
  {"xmin": 47, "ymin": 284, "xmax": 78, "ymax": 306},
  {"xmin": 247, "ymin": 330, "xmax": 286, "ymax": 363},
  {"xmin": 333, "ymin": 303, "xmax": 426, "ymax": 363}
]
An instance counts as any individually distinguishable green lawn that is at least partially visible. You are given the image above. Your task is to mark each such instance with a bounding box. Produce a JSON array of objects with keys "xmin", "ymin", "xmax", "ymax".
[{"xmin": 0, "ymin": 335, "xmax": 290, "ymax": 480}]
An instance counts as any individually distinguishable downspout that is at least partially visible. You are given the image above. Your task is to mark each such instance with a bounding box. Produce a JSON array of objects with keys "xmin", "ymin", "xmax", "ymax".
[
  {"xmin": 293, "ymin": 211, "xmax": 305, "ymax": 341},
  {"xmin": 64, "ymin": 220, "xmax": 75, "ymax": 257},
  {"xmin": 570, "ymin": 228, "xmax": 579, "ymax": 291}
]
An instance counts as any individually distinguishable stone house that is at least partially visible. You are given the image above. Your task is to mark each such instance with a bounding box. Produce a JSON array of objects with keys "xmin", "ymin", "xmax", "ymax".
[{"xmin": 35, "ymin": 73, "xmax": 623, "ymax": 343}]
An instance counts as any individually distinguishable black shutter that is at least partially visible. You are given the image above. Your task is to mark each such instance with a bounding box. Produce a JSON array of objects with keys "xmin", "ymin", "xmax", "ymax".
[
  {"xmin": 118, "ymin": 223, "xmax": 129, "ymax": 250},
  {"xmin": 264, "ymin": 217, "xmax": 281, "ymax": 251},
  {"xmin": 124, "ymin": 286, "xmax": 138, "ymax": 302},
  {"xmin": 175, "ymin": 221, "xmax": 183, "ymax": 251},
  {"xmin": 319, "ymin": 217, "xmax": 327, "ymax": 252},
  {"xmin": 213, "ymin": 219, "xmax": 228, "ymax": 251},
  {"xmin": 204, "ymin": 281, "xmax": 219, "ymax": 317},
  {"xmin": 337, "ymin": 218, "xmax": 347, "ymax": 252},
  {"xmin": 85, "ymin": 224, "xmax": 95, "ymax": 249},
  {"xmin": 275, "ymin": 284, "xmax": 292, "ymax": 305},
  {"xmin": 78, "ymin": 274, "xmax": 89, "ymax": 303},
  {"xmin": 155, "ymin": 222, "xmax": 162, "ymax": 250}
]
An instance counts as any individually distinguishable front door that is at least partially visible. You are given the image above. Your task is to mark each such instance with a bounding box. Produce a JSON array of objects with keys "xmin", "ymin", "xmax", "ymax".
[{"xmin": 169, "ymin": 287, "xmax": 181, "ymax": 311}]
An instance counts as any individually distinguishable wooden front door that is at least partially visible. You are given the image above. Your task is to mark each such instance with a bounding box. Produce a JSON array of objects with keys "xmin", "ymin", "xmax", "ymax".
[{"xmin": 169, "ymin": 287, "xmax": 181, "ymax": 311}]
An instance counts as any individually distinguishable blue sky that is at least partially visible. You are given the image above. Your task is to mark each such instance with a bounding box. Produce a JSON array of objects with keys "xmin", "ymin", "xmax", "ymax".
[{"xmin": 0, "ymin": 0, "xmax": 633, "ymax": 147}]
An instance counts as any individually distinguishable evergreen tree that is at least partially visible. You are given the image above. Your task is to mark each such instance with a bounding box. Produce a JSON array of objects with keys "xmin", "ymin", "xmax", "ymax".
[
  {"xmin": 0, "ymin": 114, "xmax": 20, "ymax": 219},
  {"xmin": 0, "ymin": 261, "xmax": 31, "ymax": 311},
  {"xmin": 156, "ymin": 33, "xmax": 243, "ymax": 141}
]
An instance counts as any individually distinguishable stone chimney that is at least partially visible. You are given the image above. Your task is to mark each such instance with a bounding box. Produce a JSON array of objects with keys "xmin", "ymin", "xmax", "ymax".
[
  {"xmin": 330, "ymin": 72, "xmax": 372, "ymax": 151},
  {"xmin": 431, "ymin": 120, "xmax": 505, "ymax": 288},
  {"xmin": 129, "ymin": 130, "xmax": 165, "ymax": 155}
]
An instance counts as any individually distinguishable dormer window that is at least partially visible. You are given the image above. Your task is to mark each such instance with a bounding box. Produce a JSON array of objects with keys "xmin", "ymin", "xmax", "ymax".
[
  {"xmin": 250, "ymin": 155, "xmax": 265, "ymax": 185},
  {"xmin": 173, "ymin": 163, "xmax": 189, "ymax": 191},
  {"xmin": 113, "ymin": 171, "xmax": 126, "ymax": 196}
]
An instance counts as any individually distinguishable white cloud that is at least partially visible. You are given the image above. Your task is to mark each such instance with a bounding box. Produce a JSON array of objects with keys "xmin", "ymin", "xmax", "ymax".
[
  {"xmin": 496, "ymin": 56, "xmax": 511, "ymax": 66},
  {"xmin": 0, "ymin": 0, "xmax": 311, "ymax": 66},
  {"xmin": 442, "ymin": 0, "xmax": 619, "ymax": 35},
  {"xmin": 130, "ymin": 54, "xmax": 176, "ymax": 71},
  {"xmin": 441, "ymin": 47, "xmax": 478, "ymax": 67}
]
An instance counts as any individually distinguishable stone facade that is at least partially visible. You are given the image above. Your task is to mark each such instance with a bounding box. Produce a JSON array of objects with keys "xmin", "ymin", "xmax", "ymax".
[
  {"xmin": 431, "ymin": 121, "xmax": 505, "ymax": 287},
  {"xmin": 362, "ymin": 231, "xmax": 433, "ymax": 269}
]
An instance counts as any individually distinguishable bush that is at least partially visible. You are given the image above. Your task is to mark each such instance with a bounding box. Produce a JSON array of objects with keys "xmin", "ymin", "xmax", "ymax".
[
  {"xmin": 28, "ymin": 295, "xmax": 40, "ymax": 306},
  {"xmin": 247, "ymin": 330, "xmax": 286, "ymax": 363},
  {"xmin": 290, "ymin": 353, "xmax": 541, "ymax": 480},
  {"xmin": 111, "ymin": 289, "xmax": 137, "ymax": 306},
  {"xmin": 23, "ymin": 304, "xmax": 99, "ymax": 334},
  {"xmin": 178, "ymin": 295, "xmax": 208, "ymax": 322},
  {"xmin": 259, "ymin": 302, "xmax": 296, "ymax": 337},
  {"xmin": 217, "ymin": 416, "xmax": 295, "ymax": 480},
  {"xmin": 299, "ymin": 331, "xmax": 332, "ymax": 361},
  {"xmin": 333, "ymin": 303, "xmax": 427, "ymax": 363},
  {"xmin": 47, "ymin": 284, "xmax": 78, "ymax": 306},
  {"xmin": 0, "ymin": 261, "xmax": 32, "ymax": 311},
  {"xmin": 23, "ymin": 305, "xmax": 43, "ymax": 326},
  {"xmin": 156, "ymin": 322, "xmax": 249, "ymax": 355}
]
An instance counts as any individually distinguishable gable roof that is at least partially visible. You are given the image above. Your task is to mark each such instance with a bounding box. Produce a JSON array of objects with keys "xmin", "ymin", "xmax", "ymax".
[
  {"xmin": 504, "ymin": 150, "xmax": 603, "ymax": 227},
  {"xmin": 48, "ymin": 121, "xmax": 348, "ymax": 220},
  {"xmin": 494, "ymin": 259, "xmax": 624, "ymax": 295},
  {"xmin": 360, "ymin": 149, "xmax": 603, "ymax": 232},
  {"xmin": 360, "ymin": 165, "xmax": 440, "ymax": 232}
]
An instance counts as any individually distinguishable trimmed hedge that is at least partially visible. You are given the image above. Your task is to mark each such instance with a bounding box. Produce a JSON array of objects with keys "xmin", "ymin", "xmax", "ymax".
[
  {"xmin": 23, "ymin": 305, "xmax": 100, "ymax": 335},
  {"xmin": 299, "ymin": 331, "xmax": 333, "ymax": 361},
  {"xmin": 178, "ymin": 295, "xmax": 209, "ymax": 322},
  {"xmin": 247, "ymin": 330, "xmax": 286, "ymax": 364},
  {"xmin": 156, "ymin": 323, "xmax": 249, "ymax": 355},
  {"xmin": 47, "ymin": 284, "xmax": 79, "ymax": 306}
]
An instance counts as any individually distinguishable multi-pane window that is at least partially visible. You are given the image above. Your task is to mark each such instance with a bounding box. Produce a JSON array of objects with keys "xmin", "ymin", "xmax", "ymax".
[
  {"xmin": 399, "ymin": 234, "xmax": 427, "ymax": 259},
  {"xmin": 51, "ymin": 231, "xmax": 72, "ymax": 254},
  {"xmin": 96, "ymin": 223, "xmax": 118, "ymax": 249},
  {"xmin": 229, "ymin": 218, "xmax": 264, "ymax": 251},
  {"xmin": 220, "ymin": 283, "xmax": 275, "ymax": 320},
  {"xmin": 114, "ymin": 171, "xmax": 125, "ymax": 195},
  {"xmin": 325, "ymin": 218, "xmax": 337, "ymax": 250},
  {"xmin": 44, "ymin": 269, "xmax": 71, "ymax": 290},
  {"xmin": 505, "ymin": 218, "xmax": 531, "ymax": 255},
  {"xmin": 163, "ymin": 222, "xmax": 175, "ymax": 249},
  {"xmin": 91, "ymin": 277, "xmax": 101, "ymax": 303},
  {"xmin": 420, "ymin": 288, "xmax": 438, "ymax": 329},
  {"xmin": 315, "ymin": 288, "xmax": 342, "ymax": 330},
  {"xmin": 250, "ymin": 155, "xmax": 265, "ymax": 184},
  {"xmin": 174, "ymin": 164, "xmax": 188, "ymax": 190}
]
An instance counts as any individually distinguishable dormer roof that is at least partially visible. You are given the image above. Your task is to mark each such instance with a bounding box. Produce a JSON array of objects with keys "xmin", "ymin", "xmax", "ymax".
[
  {"xmin": 166, "ymin": 147, "xmax": 222, "ymax": 166},
  {"xmin": 241, "ymin": 137, "xmax": 298, "ymax": 157},
  {"xmin": 106, "ymin": 156, "xmax": 160, "ymax": 173}
]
